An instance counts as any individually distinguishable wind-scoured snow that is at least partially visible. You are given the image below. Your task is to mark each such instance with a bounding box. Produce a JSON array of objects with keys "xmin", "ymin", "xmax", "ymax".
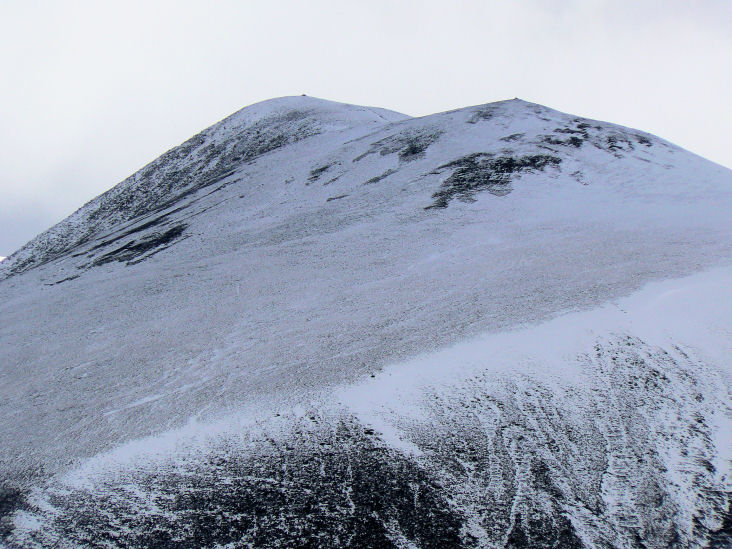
[{"xmin": 1, "ymin": 96, "xmax": 731, "ymax": 548}]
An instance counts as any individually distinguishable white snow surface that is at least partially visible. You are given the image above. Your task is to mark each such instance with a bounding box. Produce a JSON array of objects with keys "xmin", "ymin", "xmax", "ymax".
[
  {"xmin": 0, "ymin": 95, "xmax": 731, "ymax": 547},
  {"xmin": 9, "ymin": 266, "xmax": 732, "ymax": 548}
]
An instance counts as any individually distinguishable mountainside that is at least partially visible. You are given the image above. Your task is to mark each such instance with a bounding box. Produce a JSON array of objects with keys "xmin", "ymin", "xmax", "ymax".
[{"xmin": 1, "ymin": 96, "xmax": 730, "ymax": 548}]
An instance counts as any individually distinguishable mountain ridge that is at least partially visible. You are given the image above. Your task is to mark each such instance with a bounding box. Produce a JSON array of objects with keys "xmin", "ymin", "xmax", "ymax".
[
  {"xmin": 0, "ymin": 96, "xmax": 408, "ymax": 275},
  {"xmin": 0, "ymin": 95, "xmax": 698, "ymax": 279}
]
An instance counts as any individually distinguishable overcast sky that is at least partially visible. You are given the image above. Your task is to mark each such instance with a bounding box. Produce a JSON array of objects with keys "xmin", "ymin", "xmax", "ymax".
[{"xmin": 1, "ymin": 0, "xmax": 730, "ymax": 256}]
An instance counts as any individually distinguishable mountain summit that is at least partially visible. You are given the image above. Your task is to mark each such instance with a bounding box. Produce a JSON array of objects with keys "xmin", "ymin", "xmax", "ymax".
[{"xmin": 1, "ymin": 97, "xmax": 731, "ymax": 548}]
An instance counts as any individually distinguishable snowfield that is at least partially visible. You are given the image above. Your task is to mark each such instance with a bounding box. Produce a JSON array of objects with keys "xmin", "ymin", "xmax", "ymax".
[{"xmin": 0, "ymin": 96, "xmax": 730, "ymax": 548}]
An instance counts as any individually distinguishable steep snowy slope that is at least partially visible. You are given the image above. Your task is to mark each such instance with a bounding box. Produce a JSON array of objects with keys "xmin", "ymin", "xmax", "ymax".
[
  {"xmin": 0, "ymin": 96, "xmax": 407, "ymax": 278},
  {"xmin": 1, "ymin": 96, "xmax": 730, "ymax": 548}
]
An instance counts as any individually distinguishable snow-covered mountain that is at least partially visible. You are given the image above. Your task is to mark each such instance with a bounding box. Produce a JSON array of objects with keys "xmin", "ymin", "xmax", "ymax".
[{"xmin": 0, "ymin": 96, "xmax": 730, "ymax": 548}]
